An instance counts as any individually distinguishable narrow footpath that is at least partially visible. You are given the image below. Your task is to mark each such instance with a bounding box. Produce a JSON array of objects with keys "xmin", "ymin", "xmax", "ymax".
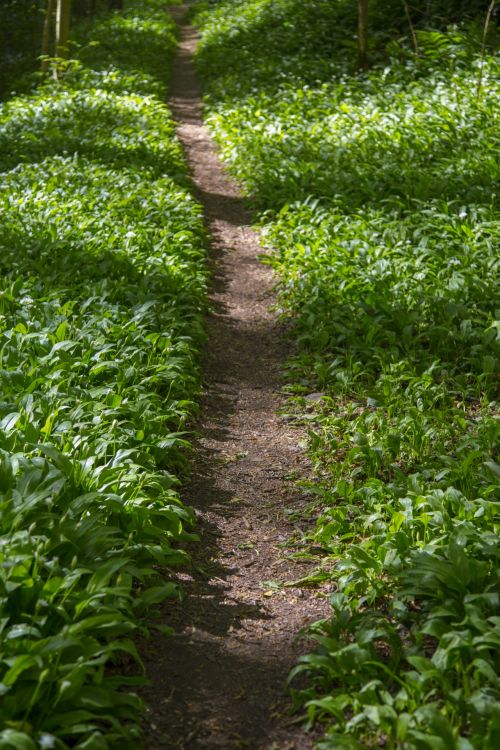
[{"xmin": 142, "ymin": 6, "xmax": 329, "ymax": 749}]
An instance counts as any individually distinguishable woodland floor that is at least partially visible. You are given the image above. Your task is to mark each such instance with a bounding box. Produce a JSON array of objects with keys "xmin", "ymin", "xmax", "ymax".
[{"xmin": 141, "ymin": 6, "xmax": 330, "ymax": 750}]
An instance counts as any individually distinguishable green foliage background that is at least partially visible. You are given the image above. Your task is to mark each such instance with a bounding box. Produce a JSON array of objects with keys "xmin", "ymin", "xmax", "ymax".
[
  {"xmin": 194, "ymin": 0, "xmax": 500, "ymax": 747},
  {"xmin": 0, "ymin": 2, "xmax": 207, "ymax": 748},
  {"xmin": 0, "ymin": 0, "xmax": 44, "ymax": 98}
]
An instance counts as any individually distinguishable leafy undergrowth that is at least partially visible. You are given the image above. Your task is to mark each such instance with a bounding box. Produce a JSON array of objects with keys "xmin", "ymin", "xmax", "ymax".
[
  {"xmin": 195, "ymin": 0, "xmax": 500, "ymax": 747},
  {"xmin": 0, "ymin": 2, "xmax": 207, "ymax": 748}
]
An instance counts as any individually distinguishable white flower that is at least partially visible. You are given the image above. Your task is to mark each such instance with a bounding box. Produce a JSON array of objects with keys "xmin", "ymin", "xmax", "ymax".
[{"xmin": 39, "ymin": 735, "xmax": 56, "ymax": 750}]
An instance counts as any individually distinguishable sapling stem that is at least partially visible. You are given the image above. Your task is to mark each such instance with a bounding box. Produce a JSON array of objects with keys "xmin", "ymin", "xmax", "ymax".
[{"xmin": 476, "ymin": 0, "xmax": 496, "ymax": 101}]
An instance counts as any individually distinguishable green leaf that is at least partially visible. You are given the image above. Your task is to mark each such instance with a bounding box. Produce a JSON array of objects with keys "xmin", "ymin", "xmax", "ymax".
[
  {"xmin": 3, "ymin": 655, "xmax": 41, "ymax": 687},
  {"xmin": 0, "ymin": 731, "xmax": 37, "ymax": 750}
]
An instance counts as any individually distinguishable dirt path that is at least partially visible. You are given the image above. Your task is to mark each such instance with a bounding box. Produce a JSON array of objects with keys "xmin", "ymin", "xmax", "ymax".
[{"xmin": 142, "ymin": 7, "xmax": 329, "ymax": 749}]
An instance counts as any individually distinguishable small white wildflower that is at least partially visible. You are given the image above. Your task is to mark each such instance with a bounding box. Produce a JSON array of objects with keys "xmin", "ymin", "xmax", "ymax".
[{"xmin": 39, "ymin": 735, "xmax": 56, "ymax": 750}]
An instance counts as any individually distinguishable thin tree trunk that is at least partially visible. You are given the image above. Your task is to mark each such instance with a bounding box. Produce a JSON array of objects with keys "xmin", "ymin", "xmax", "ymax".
[
  {"xmin": 402, "ymin": 0, "xmax": 419, "ymax": 57},
  {"xmin": 357, "ymin": 0, "xmax": 369, "ymax": 70},
  {"xmin": 41, "ymin": 0, "xmax": 54, "ymax": 77},
  {"xmin": 476, "ymin": 0, "xmax": 496, "ymax": 100},
  {"xmin": 56, "ymin": 0, "xmax": 71, "ymax": 58}
]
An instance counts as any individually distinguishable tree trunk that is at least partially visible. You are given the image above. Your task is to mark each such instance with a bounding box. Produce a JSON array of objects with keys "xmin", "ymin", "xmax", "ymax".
[
  {"xmin": 56, "ymin": 0, "xmax": 71, "ymax": 58},
  {"xmin": 402, "ymin": 0, "xmax": 419, "ymax": 56},
  {"xmin": 357, "ymin": 0, "xmax": 368, "ymax": 69},
  {"xmin": 476, "ymin": 0, "xmax": 497, "ymax": 99},
  {"xmin": 41, "ymin": 0, "xmax": 54, "ymax": 76}
]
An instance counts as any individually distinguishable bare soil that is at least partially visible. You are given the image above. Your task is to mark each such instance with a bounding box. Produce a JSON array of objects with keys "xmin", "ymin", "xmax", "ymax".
[{"xmin": 142, "ymin": 7, "xmax": 330, "ymax": 749}]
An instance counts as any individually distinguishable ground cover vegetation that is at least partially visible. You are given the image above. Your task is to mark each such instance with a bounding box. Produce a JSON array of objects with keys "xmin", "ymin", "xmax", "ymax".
[
  {"xmin": 0, "ymin": 2, "xmax": 208, "ymax": 748},
  {"xmin": 194, "ymin": 0, "xmax": 500, "ymax": 747}
]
